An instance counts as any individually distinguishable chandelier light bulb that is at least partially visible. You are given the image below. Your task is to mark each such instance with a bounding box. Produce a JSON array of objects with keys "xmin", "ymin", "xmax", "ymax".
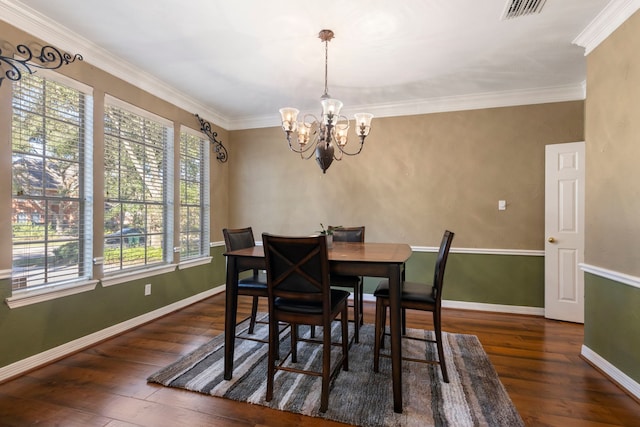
[{"xmin": 279, "ymin": 107, "xmax": 299, "ymax": 133}]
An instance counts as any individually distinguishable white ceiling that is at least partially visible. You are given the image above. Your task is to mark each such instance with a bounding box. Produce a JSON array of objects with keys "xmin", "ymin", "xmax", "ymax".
[{"xmin": 4, "ymin": 0, "xmax": 613, "ymax": 129}]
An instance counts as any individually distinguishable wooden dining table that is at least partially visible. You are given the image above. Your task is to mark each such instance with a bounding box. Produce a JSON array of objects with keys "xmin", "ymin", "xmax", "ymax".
[{"xmin": 223, "ymin": 241, "xmax": 412, "ymax": 413}]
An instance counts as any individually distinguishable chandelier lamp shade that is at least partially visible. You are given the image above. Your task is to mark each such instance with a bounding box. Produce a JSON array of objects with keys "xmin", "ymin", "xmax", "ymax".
[{"xmin": 279, "ymin": 30, "xmax": 373, "ymax": 173}]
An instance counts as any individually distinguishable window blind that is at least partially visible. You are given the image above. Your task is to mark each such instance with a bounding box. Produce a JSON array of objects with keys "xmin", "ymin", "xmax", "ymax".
[
  {"xmin": 11, "ymin": 72, "xmax": 94, "ymax": 290},
  {"xmin": 179, "ymin": 127, "xmax": 210, "ymax": 260},
  {"xmin": 103, "ymin": 97, "xmax": 173, "ymax": 273}
]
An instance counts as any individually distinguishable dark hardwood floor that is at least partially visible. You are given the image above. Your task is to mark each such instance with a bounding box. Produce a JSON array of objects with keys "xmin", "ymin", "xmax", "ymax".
[{"xmin": 0, "ymin": 293, "xmax": 638, "ymax": 426}]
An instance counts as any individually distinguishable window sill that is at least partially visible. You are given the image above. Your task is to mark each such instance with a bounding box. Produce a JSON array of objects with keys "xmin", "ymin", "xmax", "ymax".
[
  {"xmin": 101, "ymin": 264, "xmax": 177, "ymax": 287},
  {"xmin": 178, "ymin": 256, "xmax": 212, "ymax": 270},
  {"xmin": 6, "ymin": 279, "xmax": 99, "ymax": 309}
]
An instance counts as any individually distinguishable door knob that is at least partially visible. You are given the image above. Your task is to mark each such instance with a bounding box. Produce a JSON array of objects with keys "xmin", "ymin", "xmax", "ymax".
[{"xmin": 548, "ymin": 237, "xmax": 556, "ymax": 243}]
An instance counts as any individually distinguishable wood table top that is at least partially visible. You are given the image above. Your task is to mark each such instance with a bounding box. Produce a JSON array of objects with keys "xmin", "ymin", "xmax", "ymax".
[{"xmin": 224, "ymin": 241, "xmax": 412, "ymax": 263}]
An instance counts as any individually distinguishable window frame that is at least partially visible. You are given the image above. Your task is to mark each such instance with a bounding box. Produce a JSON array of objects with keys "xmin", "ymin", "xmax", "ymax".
[
  {"xmin": 7, "ymin": 69, "xmax": 98, "ymax": 308},
  {"xmin": 177, "ymin": 126, "xmax": 211, "ymax": 266},
  {"xmin": 101, "ymin": 95, "xmax": 175, "ymax": 281}
]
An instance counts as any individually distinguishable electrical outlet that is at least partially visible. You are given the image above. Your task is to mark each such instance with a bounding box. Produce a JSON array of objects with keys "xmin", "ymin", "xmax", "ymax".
[{"xmin": 144, "ymin": 283, "xmax": 152, "ymax": 296}]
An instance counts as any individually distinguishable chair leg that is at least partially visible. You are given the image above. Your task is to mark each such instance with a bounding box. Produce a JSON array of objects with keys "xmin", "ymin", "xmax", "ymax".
[
  {"xmin": 433, "ymin": 309, "xmax": 449, "ymax": 383},
  {"xmin": 291, "ymin": 324, "xmax": 298, "ymax": 364},
  {"xmin": 266, "ymin": 314, "xmax": 277, "ymax": 402},
  {"xmin": 310, "ymin": 325, "xmax": 316, "ymax": 338},
  {"xmin": 248, "ymin": 296, "xmax": 259, "ymax": 334},
  {"xmin": 320, "ymin": 321, "xmax": 331, "ymax": 413},
  {"xmin": 341, "ymin": 304, "xmax": 349, "ymax": 372},
  {"xmin": 359, "ymin": 281, "xmax": 365, "ymax": 326},
  {"xmin": 380, "ymin": 302, "xmax": 387, "ymax": 350},
  {"xmin": 353, "ymin": 284, "xmax": 361, "ymax": 343},
  {"xmin": 401, "ymin": 307, "xmax": 407, "ymax": 336},
  {"xmin": 373, "ymin": 298, "xmax": 383, "ymax": 373}
]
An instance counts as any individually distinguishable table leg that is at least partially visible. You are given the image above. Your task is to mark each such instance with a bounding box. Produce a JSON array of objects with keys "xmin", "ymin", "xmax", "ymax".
[
  {"xmin": 389, "ymin": 263, "xmax": 403, "ymax": 413},
  {"xmin": 224, "ymin": 256, "xmax": 239, "ymax": 380}
]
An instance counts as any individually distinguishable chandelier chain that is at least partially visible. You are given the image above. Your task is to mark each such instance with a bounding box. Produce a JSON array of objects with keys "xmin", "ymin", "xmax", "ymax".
[{"xmin": 324, "ymin": 38, "xmax": 329, "ymax": 97}]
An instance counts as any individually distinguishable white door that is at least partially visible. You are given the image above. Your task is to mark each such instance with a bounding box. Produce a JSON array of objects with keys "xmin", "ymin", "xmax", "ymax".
[{"xmin": 544, "ymin": 142, "xmax": 585, "ymax": 323}]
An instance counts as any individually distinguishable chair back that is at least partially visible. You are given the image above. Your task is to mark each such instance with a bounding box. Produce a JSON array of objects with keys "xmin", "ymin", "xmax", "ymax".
[
  {"xmin": 331, "ymin": 226, "xmax": 365, "ymax": 243},
  {"xmin": 262, "ymin": 234, "xmax": 330, "ymax": 308},
  {"xmin": 432, "ymin": 230, "xmax": 455, "ymax": 301},
  {"xmin": 223, "ymin": 227, "xmax": 256, "ymax": 252},
  {"xmin": 223, "ymin": 227, "xmax": 262, "ymax": 276}
]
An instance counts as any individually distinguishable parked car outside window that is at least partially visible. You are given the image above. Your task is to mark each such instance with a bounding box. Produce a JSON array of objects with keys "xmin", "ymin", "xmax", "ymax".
[{"xmin": 105, "ymin": 228, "xmax": 146, "ymax": 246}]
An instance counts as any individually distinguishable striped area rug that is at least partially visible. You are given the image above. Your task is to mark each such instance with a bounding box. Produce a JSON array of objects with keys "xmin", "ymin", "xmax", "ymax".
[{"xmin": 148, "ymin": 314, "xmax": 524, "ymax": 427}]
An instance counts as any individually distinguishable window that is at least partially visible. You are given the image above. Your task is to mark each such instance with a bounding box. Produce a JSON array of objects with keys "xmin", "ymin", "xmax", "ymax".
[
  {"xmin": 179, "ymin": 128, "xmax": 210, "ymax": 260},
  {"xmin": 103, "ymin": 96, "xmax": 173, "ymax": 274},
  {"xmin": 11, "ymin": 72, "xmax": 93, "ymax": 290}
]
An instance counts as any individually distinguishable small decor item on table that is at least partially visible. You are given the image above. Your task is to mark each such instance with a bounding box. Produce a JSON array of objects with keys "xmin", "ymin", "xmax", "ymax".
[{"xmin": 317, "ymin": 223, "xmax": 341, "ymax": 248}]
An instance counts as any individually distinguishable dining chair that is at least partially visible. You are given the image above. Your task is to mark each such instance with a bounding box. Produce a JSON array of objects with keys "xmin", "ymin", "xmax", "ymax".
[
  {"xmin": 373, "ymin": 230, "xmax": 455, "ymax": 382},
  {"xmin": 262, "ymin": 233, "xmax": 349, "ymax": 413},
  {"xmin": 222, "ymin": 227, "xmax": 268, "ymax": 339},
  {"xmin": 330, "ymin": 225, "xmax": 365, "ymax": 343}
]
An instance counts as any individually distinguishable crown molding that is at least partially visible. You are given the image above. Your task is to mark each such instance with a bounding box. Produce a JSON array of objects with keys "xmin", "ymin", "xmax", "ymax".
[
  {"xmin": 573, "ymin": 0, "xmax": 640, "ymax": 55},
  {"xmin": 231, "ymin": 83, "xmax": 585, "ymax": 130},
  {"xmin": 0, "ymin": 0, "xmax": 230, "ymax": 129}
]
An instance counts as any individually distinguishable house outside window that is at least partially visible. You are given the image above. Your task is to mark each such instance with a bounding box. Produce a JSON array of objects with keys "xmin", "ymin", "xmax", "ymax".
[
  {"xmin": 11, "ymin": 72, "xmax": 93, "ymax": 290},
  {"xmin": 179, "ymin": 127, "xmax": 210, "ymax": 260},
  {"xmin": 103, "ymin": 96, "xmax": 173, "ymax": 274}
]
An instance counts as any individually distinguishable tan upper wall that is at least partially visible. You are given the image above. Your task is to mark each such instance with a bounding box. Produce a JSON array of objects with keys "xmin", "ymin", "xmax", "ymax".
[
  {"xmin": 585, "ymin": 10, "xmax": 640, "ymax": 276},
  {"xmin": 228, "ymin": 102, "xmax": 584, "ymax": 249},
  {"xmin": 0, "ymin": 21, "xmax": 230, "ymax": 257}
]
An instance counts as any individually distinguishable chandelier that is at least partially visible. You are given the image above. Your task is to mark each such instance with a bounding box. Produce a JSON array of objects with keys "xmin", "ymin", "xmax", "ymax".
[{"xmin": 279, "ymin": 30, "xmax": 373, "ymax": 174}]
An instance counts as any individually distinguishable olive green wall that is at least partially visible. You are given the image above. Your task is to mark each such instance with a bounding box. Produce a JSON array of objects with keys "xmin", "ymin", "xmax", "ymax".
[
  {"xmin": 584, "ymin": 274, "xmax": 640, "ymax": 383},
  {"xmin": 0, "ymin": 21, "xmax": 230, "ymax": 370},
  {"xmin": 583, "ymin": 10, "xmax": 640, "ymax": 383},
  {"xmin": 0, "ymin": 245, "xmax": 227, "ymax": 368},
  {"xmin": 380, "ymin": 251, "xmax": 543, "ymax": 308}
]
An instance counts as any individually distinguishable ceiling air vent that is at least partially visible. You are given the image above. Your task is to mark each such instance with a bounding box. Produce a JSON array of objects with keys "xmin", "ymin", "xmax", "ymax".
[{"xmin": 501, "ymin": 0, "xmax": 547, "ymax": 19}]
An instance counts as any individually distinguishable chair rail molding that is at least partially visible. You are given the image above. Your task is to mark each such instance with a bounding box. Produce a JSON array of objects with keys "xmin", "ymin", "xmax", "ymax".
[
  {"xmin": 580, "ymin": 263, "xmax": 640, "ymax": 289},
  {"xmin": 411, "ymin": 246, "xmax": 543, "ymax": 256}
]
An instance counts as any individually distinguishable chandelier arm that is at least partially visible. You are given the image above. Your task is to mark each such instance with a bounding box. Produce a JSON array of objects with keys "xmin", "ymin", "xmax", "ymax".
[
  {"xmin": 335, "ymin": 140, "xmax": 366, "ymax": 156},
  {"xmin": 301, "ymin": 144, "xmax": 319, "ymax": 160},
  {"xmin": 286, "ymin": 137, "xmax": 316, "ymax": 155}
]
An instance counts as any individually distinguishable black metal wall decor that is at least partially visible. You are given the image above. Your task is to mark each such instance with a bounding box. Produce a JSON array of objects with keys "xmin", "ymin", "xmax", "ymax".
[
  {"xmin": 196, "ymin": 114, "xmax": 228, "ymax": 163},
  {"xmin": 0, "ymin": 43, "xmax": 83, "ymax": 87}
]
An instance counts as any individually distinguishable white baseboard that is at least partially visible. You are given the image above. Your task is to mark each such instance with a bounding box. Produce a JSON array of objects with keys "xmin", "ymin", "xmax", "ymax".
[
  {"xmin": 581, "ymin": 345, "xmax": 640, "ymax": 401},
  {"xmin": 361, "ymin": 294, "xmax": 544, "ymax": 316},
  {"xmin": 0, "ymin": 286, "xmax": 225, "ymax": 384},
  {"xmin": 442, "ymin": 299, "xmax": 545, "ymax": 316}
]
